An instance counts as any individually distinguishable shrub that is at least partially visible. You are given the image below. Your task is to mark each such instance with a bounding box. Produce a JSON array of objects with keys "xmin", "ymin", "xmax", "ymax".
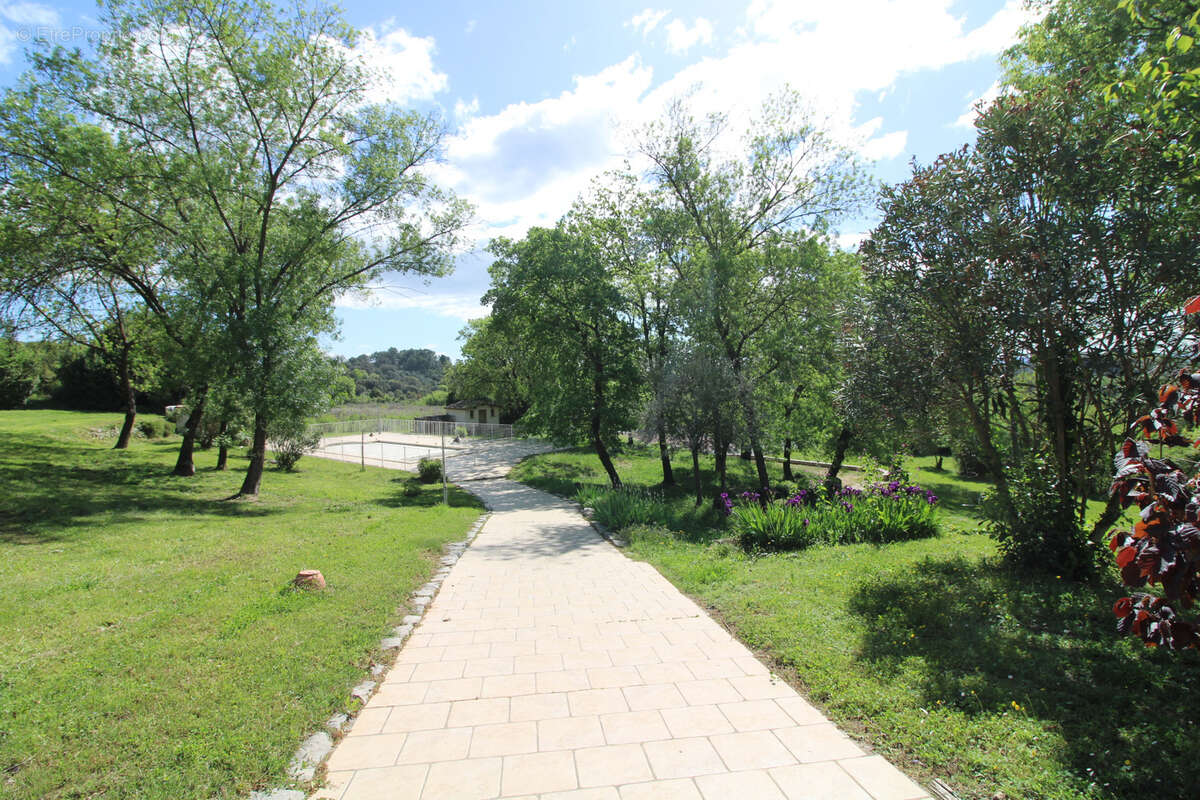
[
  {"xmin": 401, "ymin": 478, "xmax": 422, "ymax": 497},
  {"xmin": 576, "ymin": 485, "xmax": 677, "ymax": 531},
  {"xmin": 981, "ymin": 453, "xmax": 1092, "ymax": 579},
  {"xmin": 137, "ymin": 418, "xmax": 175, "ymax": 439},
  {"xmin": 730, "ymin": 482, "xmax": 940, "ymax": 553},
  {"xmin": 270, "ymin": 429, "xmax": 321, "ymax": 471},
  {"xmin": 417, "ymin": 457, "xmax": 443, "ymax": 483}
]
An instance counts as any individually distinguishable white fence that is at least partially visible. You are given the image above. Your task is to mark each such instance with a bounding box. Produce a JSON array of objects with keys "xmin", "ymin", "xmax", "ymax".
[{"xmin": 308, "ymin": 416, "xmax": 515, "ymax": 440}]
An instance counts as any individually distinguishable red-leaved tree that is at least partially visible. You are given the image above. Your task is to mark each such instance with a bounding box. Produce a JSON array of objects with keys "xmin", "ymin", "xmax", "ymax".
[{"xmin": 1108, "ymin": 294, "xmax": 1200, "ymax": 649}]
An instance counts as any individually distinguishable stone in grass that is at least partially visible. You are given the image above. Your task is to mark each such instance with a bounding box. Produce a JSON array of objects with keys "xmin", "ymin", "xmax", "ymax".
[
  {"xmin": 380, "ymin": 636, "xmax": 406, "ymax": 649},
  {"xmin": 410, "ymin": 598, "xmax": 429, "ymax": 611},
  {"xmin": 287, "ymin": 731, "xmax": 333, "ymax": 782},
  {"xmin": 351, "ymin": 680, "xmax": 376, "ymax": 703},
  {"xmin": 293, "ymin": 569, "xmax": 325, "ymax": 590},
  {"xmin": 326, "ymin": 712, "xmax": 349, "ymax": 732},
  {"xmin": 370, "ymin": 663, "xmax": 387, "ymax": 678},
  {"xmin": 392, "ymin": 623, "xmax": 413, "ymax": 638},
  {"xmin": 250, "ymin": 791, "xmax": 305, "ymax": 800},
  {"xmin": 401, "ymin": 614, "xmax": 421, "ymax": 625}
]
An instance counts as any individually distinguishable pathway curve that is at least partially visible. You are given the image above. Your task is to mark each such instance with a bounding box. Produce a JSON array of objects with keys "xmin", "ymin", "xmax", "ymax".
[{"xmin": 313, "ymin": 471, "xmax": 931, "ymax": 800}]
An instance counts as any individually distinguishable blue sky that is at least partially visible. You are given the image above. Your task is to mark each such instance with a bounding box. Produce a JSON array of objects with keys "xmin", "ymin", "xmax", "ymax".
[{"xmin": 0, "ymin": 0, "xmax": 1032, "ymax": 360}]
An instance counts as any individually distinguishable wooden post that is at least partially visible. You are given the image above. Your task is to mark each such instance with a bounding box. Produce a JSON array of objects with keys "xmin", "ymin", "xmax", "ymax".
[
  {"xmin": 441, "ymin": 427, "xmax": 448, "ymax": 506},
  {"xmin": 360, "ymin": 431, "xmax": 365, "ymax": 472}
]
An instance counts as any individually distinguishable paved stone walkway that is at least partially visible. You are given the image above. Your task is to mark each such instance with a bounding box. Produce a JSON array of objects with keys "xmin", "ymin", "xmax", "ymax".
[{"xmin": 313, "ymin": 478, "xmax": 931, "ymax": 800}]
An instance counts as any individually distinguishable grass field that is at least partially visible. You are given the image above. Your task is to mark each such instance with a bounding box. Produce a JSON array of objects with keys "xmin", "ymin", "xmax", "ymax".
[
  {"xmin": 0, "ymin": 410, "xmax": 483, "ymax": 799},
  {"xmin": 513, "ymin": 446, "xmax": 1200, "ymax": 800},
  {"xmin": 312, "ymin": 402, "xmax": 446, "ymax": 424}
]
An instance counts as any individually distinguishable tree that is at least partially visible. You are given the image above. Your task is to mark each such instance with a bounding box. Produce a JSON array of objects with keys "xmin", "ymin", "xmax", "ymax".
[
  {"xmin": 0, "ymin": 329, "xmax": 35, "ymax": 408},
  {"xmin": 5, "ymin": 0, "xmax": 469, "ymax": 495},
  {"xmin": 639, "ymin": 91, "xmax": 871, "ymax": 492},
  {"xmin": 446, "ymin": 317, "xmax": 530, "ymax": 422},
  {"xmin": 486, "ymin": 224, "xmax": 641, "ymax": 488}
]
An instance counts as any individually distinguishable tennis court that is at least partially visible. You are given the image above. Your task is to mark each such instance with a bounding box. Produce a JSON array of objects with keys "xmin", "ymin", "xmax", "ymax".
[{"xmin": 311, "ymin": 433, "xmax": 553, "ymax": 481}]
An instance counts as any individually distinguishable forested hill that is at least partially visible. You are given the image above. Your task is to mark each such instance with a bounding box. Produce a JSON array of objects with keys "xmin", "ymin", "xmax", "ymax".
[{"xmin": 341, "ymin": 348, "xmax": 449, "ymax": 401}]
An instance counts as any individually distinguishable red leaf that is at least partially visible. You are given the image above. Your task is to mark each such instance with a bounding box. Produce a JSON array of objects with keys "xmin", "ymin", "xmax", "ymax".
[
  {"xmin": 1117, "ymin": 546, "xmax": 1138, "ymax": 568},
  {"xmin": 1185, "ymin": 294, "xmax": 1200, "ymax": 315},
  {"xmin": 1114, "ymin": 597, "xmax": 1133, "ymax": 618}
]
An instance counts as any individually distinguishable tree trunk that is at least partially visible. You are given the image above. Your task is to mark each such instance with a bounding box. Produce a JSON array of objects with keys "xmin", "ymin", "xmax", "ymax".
[
  {"xmin": 782, "ymin": 436, "xmax": 794, "ymax": 481},
  {"xmin": 1088, "ymin": 492, "xmax": 1124, "ymax": 546},
  {"xmin": 173, "ymin": 388, "xmax": 207, "ymax": 477},
  {"xmin": 594, "ymin": 435, "xmax": 622, "ymax": 488},
  {"xmin": 751, "ymin": 439, "xmax": 770, "ymax": 493},
  {"xmin": 238, "ymin": 413, "xmax": 268, "ymax": 496},
  {"xmin": 216, "ymin": 419, "xmax": 229, "ymax": 471},
  {"xmin": 713, "ymin": 434, "xmax": 728, "ymax": 492},
  {"xmin": 825, "ymin": 425, "xmax": 852, "ymax": 491},
  {"xmin": 657, "ymin": 425, "xmax": 675, "ymax": 487},
  {"xmin": 691, "ymin": 444, "xmax": 703, "ymax": 507},
  {"xmin": 114, "ymin": 348, "xmax": 136, "ymax": 450}
]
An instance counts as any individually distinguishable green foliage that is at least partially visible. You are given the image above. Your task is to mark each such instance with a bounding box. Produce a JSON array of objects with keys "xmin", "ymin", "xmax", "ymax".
[
  {"xmin": 417, "ymin": 456, "xmax": 443, "ymax": 484},
  {"xmin": 136, "ymin": 417, "xmax": 175, "ymax": 439},
  {"xmin": 0, "ymin": 336, "xmax": 35, "ymax": 408},
  {"xmin": 731, "ymin": 485, "xmax": 940, "ymax": 553},
  {"xmin": 576, "ymin": 485, "xmax": 686, "ymax": 532},
  {"xmin": 982, "ymin": 453, "xmax": 1094, "ymax": 580},
  {"xmin": 268, "ymin": 428, "xmax": 321, "ymax": 472},
  {"xmin": 343, "ymin": 349, "xmax": 450, "ymax": 401}
]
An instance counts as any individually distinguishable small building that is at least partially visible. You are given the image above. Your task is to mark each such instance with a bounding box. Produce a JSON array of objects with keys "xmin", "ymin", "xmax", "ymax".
[{"xmin": 445, "ymin": 400, "xmax": 502, "ymax": 425}]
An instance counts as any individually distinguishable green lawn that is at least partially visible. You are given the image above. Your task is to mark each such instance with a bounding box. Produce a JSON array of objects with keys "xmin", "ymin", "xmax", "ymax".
[
  {"xmin": 0, "ymin": 410, "xmax": 483, "ymax": 799},
  {"xmin": 513, "ymin": 446, "xmax": 1200, "ymax": 800}
]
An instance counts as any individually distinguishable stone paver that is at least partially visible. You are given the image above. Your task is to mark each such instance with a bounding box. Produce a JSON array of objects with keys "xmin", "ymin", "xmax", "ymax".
[{"xmin": 315, "ymin": 476, "xmax": 930, "ymax": 799}]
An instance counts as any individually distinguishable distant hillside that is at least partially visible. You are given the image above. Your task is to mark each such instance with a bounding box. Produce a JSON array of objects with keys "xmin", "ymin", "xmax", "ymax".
[{"xmin": 341, "ymin": 348, "xmax": 449, "ymax": 401}]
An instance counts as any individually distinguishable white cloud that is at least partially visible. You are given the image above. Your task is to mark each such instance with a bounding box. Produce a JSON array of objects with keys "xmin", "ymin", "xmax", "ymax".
[
  {"xmin": 337, "ymin": 287, "xmax": 491, "ymax": 321},
  {"xmin": 433, "ymin": 0, "xmax": 1040, "ymax": 242},
  {"xmin": 354, "ymin": 25, "xmax": 448, "ymax": 105},
  {"xmin": 954, "ymin": 80, "xmax": 1003, "ymax": 129},
  {"xmin": 563, "ymin": 35, "xmax": 576, "ymax": 52},
  {"xmin": 454, "ymin": 96, "xmax": 479, "ymax": 120},
  {"xmin": 664, "ymin": 17, "xmax": 714, "ymax": 54},
  {"xmin": 0, "ymin": 1, "xmax": 59, "ymax": 64},
  {"xmin": 862, "ymin": 129, "xmax": 908, "ymax": 161},
  {"xmin": 836, "ymin": 231, "xmax": 869, "ymax": 251},
  {"xmin": 628, "ymin": 8, "xmax": 670, "ymax": 36},
  {"xmin": 464, "ymin": 19, "xmax": 477, "ymax": 35}
]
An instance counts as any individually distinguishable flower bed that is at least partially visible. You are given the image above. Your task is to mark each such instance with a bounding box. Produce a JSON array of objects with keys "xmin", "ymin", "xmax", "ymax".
[{"xmin": 729, "ymin": 481, "xmax": 940, "ymax": 552}]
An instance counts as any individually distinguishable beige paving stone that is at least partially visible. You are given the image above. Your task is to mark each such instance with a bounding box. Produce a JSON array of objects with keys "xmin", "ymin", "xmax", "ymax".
[
  {"xmin": 515, "ymin": 653, "xmax": 564, "ymax": 673},
  {"xmin": 539, "ymin": 715, "xmax": 606, "ymax": 751},
  {"xmin": 773, "ymin": 723, "xmax": 865, "ymax": 763},
  {"xmin": 774, "ymin": 696, "xmax": 826, "ymax": 726},
  {"xmin": 463, "ymin": 657, "xmax": 516, "ymax": 678},
  {"xmin": 838, "ymin": 756, "xmax": 930, "ymax": 800},
  {"xmin": 421, "ymin": 757, "xmax": 502, "ymax": 800},
  {"xmin": 481, "ymin": 672, "xmax": 538, "ymax": 698},
  {"xmin": 397, "ymin": 646, "xmax": 447, "ymax": 664},
  {"xmin": 660, "ymin": 705, "xmax": 736, "ymax": 738},
  {"xmin": 695, "ymin": 769, "xmax": 787, "ymax": 799},
  {"xmin": 372, "ymin": 682, "xmax": 430, "ymax": 707},
  {"xmin": 444, "ymin": 643, "xmax": 493, "ymax": 661},
  {"xmin": 563, "ymin": 650, "xmax": 614, "ymax": 670},
  {"xmin": 490, "ymin": 641, "xmax": 537, "ymax": 658},
  {"xmin": 468, "ymin": 720, "xmax": 539, "ymax": 758},
  {"xmin": 543, "ymin": 788, "xmax": 621, "ymax": 800},
  {"xmin": 729, "ymin": 674, "xmax": 796, "ymax": 700},
  {"xmin": 313, "ymin": 769, "xmax": 353, "ymax": 800},
  {"xmin": 587, "ymin": 666, "xmax": 644, "ymax": 689},
  {"xmin": 618, "ymin": 778, "xmax": 703, "ymax": 800},
  {"xmin": 682, "ymin": 659, "xmax": 742, "ymax": 680},
  {"xmin": 341, "ymin": 764, "xmax": 428, "ymax": 800},
  {"xmin": 448, "ymin": 697, "xmax": 510, "ymax": 727},
  {"xmin": 424, "ymin": 677, "xmax": 483, "ymax": 703},
  {"xmin": 675, "ymin": 678, "xmax": 743, "ymax": 706},
  {"xmin": 510, "ymin": 691, "xmax": 570, "ymax": 721},
  {"xmin": 568, "ymin": 688, "xmax": 630, "ymax": 716},
  {"xmin": 325, "ymin": 733, "xmax": 408, "ymax": 771},
  {"xmin": 718, "ymin": 699, "xmax": 796, "ymax": 732},
  {"xmin": 643, "ymin": 737, "xmax": 726, "ymax": 779},
  {"xmin": 501, "ymin": 750, "xmax": 578, "ymax": 796},
  {"xmin": 709, "ymin": 730, "xmax": 797, "ymax": 771},
  {"xmin": 635, "ymin": 662, "xmax": 694, "ymax": 685},
  {"xmin": 411, "ymin": 660, "xmax": 467, "ymax": 682},
  {"xmin": 396, "ymin": 727, "xmax": 473, "ymax": 764},
  {"xmin": 537, "ymin": 669, "xmax": 591, "ymax": 693},
  {"xmin": 575, "ymin": 743, "xmax": 654, "ymax": 787},
  {"xmin": 382, "ymin": 702, "xmax": 452, "ymax": 733},
  {"xmin": 622, "ymin": 683, "xmax": 687, "ymax": 711},
  {"xmin": 599, "ymin": 710, "xmax": 670, "ymax": 744},
  {"xmin": 348, "ymin": 706, "xmax": 392, "ymax": 736},
  {"xmin": 768, "ymin": 763, "xmax": 872, "ymax": 799}
]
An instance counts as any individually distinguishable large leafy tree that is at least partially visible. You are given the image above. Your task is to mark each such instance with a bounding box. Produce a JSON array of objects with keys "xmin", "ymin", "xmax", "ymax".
[
  {"xmin": 486, "ymin": 224, "xmax": 641, "ymax": 488},
  {"xmin": 3, "ymin": 0, "xmax": 469, "ymax": 495},
  {"xmin": 639, "ymin": 92, "xmax": 870, "ymax": 492}
]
